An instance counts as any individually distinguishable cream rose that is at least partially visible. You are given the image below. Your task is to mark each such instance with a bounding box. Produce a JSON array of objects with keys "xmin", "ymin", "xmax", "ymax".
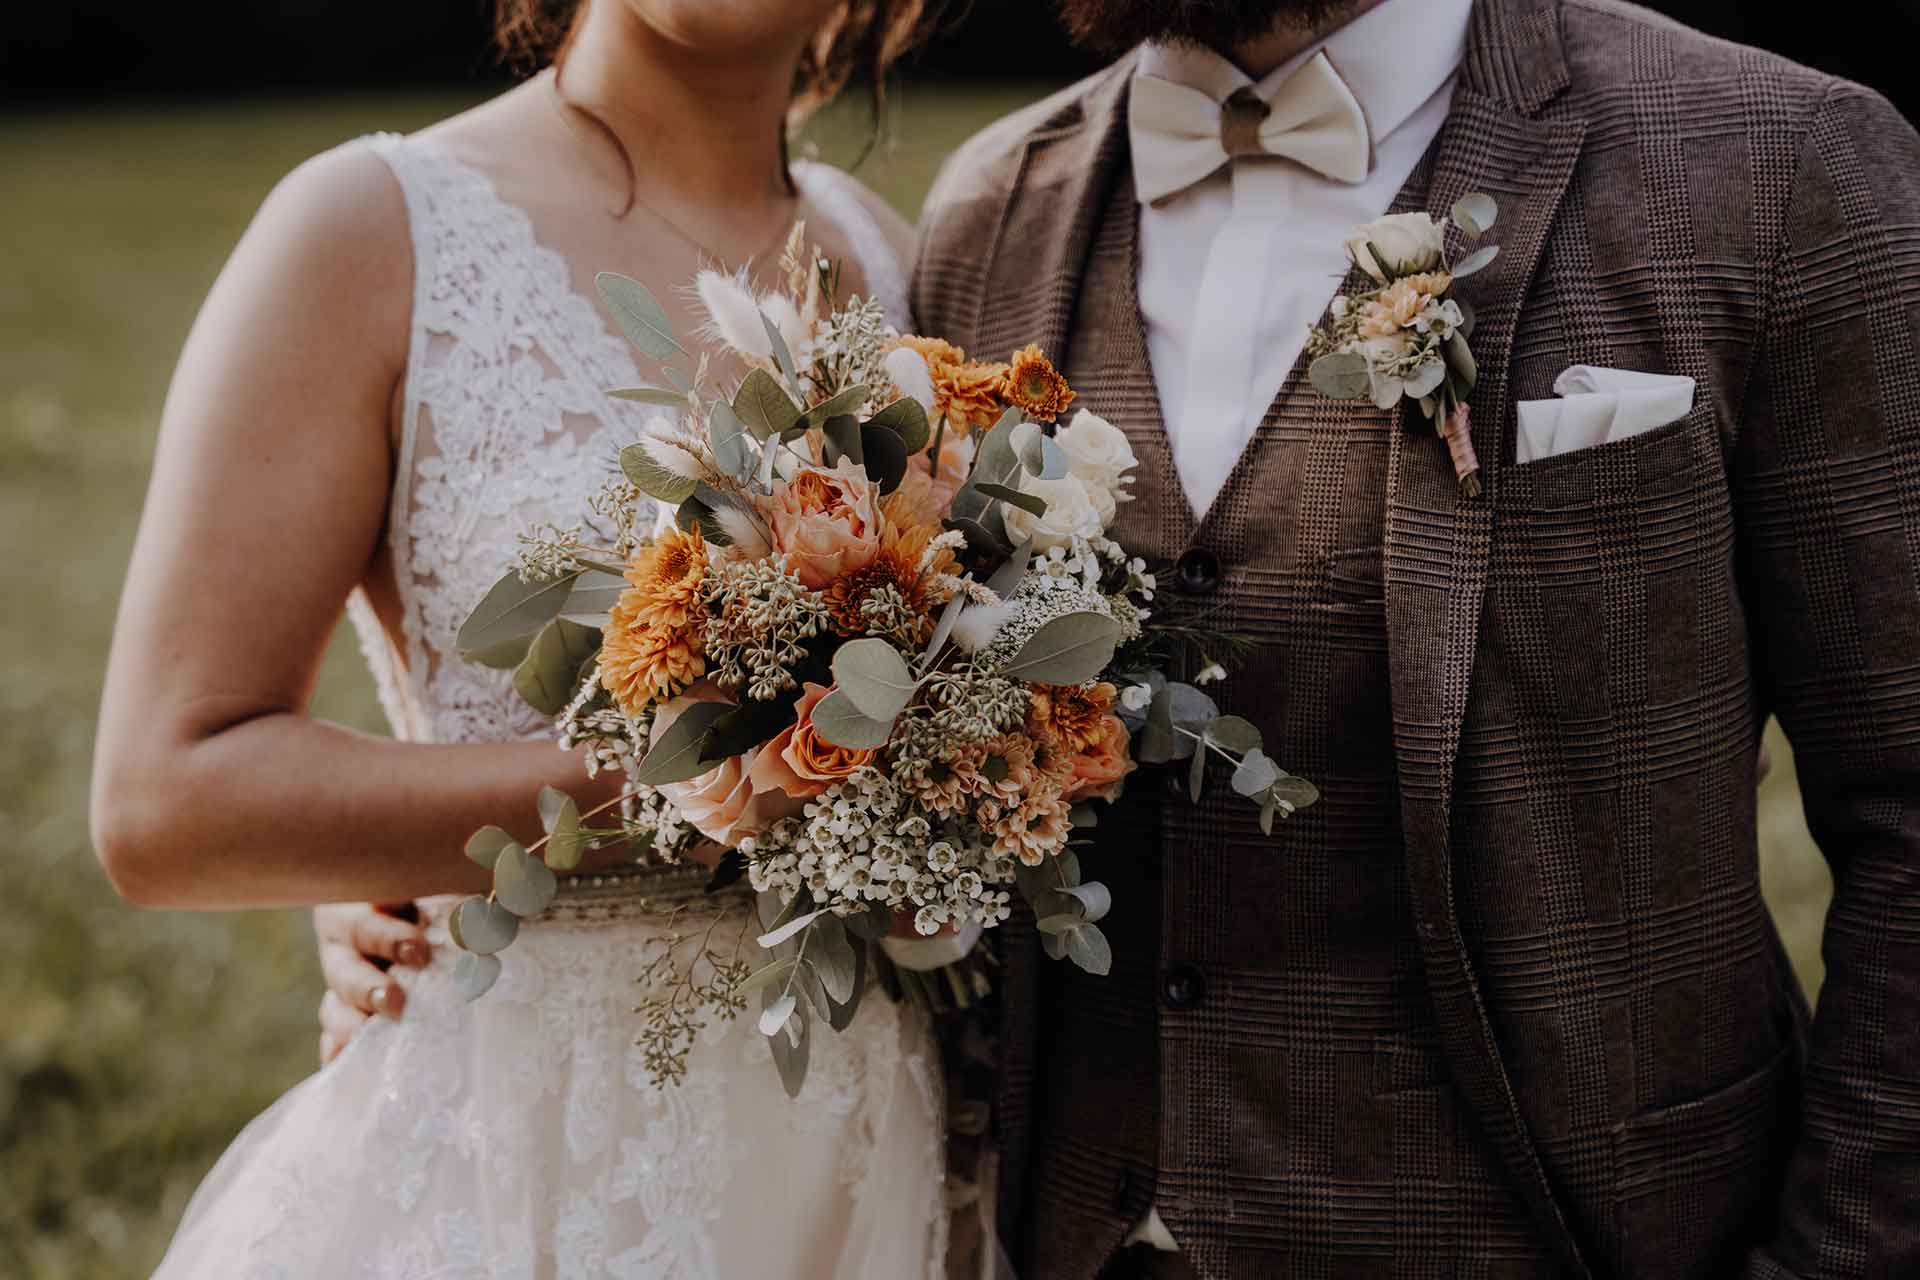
[
  {"xmin": 1054, "ymin": 408, "xmax": 1138, "ymax": 499},
  {"xmin": 999, "ymin": 473, "xmax": 1106, "ymax": 550},
  {"xmin": 1346, "ymin": 212, "xmax": 1446, "ymax": 284},
  {"xmin": 769, "ymin": 457, "xmax": 880, "ymax": 588}
]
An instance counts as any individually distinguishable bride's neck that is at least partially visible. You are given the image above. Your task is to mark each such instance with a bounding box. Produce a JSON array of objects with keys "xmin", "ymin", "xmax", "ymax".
[{"xmin": 558, "ymin": 3, "xmax": 802, "ymax": 208}]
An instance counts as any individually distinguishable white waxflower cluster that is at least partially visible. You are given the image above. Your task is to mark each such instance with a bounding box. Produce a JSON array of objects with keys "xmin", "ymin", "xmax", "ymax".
[
  {"xmin": 743, "ymin": 767, "xmax": 1016, "ymax": 934},
  {"xmin": 556, "ymin": 666, "xmax": 647, "ymax": 778}
]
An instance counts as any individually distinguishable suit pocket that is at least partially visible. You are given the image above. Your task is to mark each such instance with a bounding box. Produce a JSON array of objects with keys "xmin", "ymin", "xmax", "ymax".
[{"xmin": 1612, "ymin": 1045, "xmax": 1797, "ymax": 1280}]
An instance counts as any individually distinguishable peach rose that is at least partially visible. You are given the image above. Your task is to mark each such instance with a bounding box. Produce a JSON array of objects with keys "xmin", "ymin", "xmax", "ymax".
[
  {"xmin": 770, "ymin": 457, "xmax": 880, "ymax": 588},
  {"xmin": 749, "ymin": 682, "xmax": 876, "ymax": 801},
  {"xmin": 653, "ymin": 684, "xmax": 806, "ymax": 845},
  {"xmin": 1061, "ymin": 713, "xmax": 1137, "ymax": 804}
]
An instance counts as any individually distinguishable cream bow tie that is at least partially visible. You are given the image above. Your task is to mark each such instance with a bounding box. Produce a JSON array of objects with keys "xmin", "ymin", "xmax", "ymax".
[{"xmin": 1128, "ymin": 51, "xmax": 1371, "ymax": 203}]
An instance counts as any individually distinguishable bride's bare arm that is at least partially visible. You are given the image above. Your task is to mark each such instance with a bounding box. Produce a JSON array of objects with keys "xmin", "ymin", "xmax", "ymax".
[{"xmin": 91, "ymin": 146, "xmax": 618, "ymax": 910}]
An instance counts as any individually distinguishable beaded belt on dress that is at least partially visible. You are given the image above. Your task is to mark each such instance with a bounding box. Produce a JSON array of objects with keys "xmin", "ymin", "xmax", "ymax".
[{"xmin": 539, "ymin": 861, "xmax": 734, "ymax": 925}]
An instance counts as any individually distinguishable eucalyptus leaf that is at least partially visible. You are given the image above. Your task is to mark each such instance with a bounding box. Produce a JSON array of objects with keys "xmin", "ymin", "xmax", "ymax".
[
  {"xmin": 562, "ymin": 569, "xmax": 627, "ymax": 623},
  {"xmin": 733, "ymin": 367, "xmax": 801, "ymax": 440},
  {"xmin": 1064, "ymin": 924, "xmax": 1113, "ymax": 976},
  {"xmin": 810, "ymin": 688, "xmax": 896, "ymax": 750},
  {"xmin": 974, "ymin": 481, "xmax": 1047, "ymax": 518},
  {"xmin": 465, "ymin": 826, "xmax": 514, "ymax": 870},
  {"xmin": 1310, "ymin": 351, "xmax": 1372, "ymax": 401},
  {"xmin": 1000, "ymin": 612, "xmax": 1123, "ymax": 684},
  {"xmin": 453, "ymin": 950, "xmax": 502, "ymax": 1001},
  {"xmin": 1041, "ymin": 930, "xmax": 1069, "ymax": 961},
  {"xmin": 1138, "ymin": 687, "xmax": 1178, "ymax": 765},
  {"xmin": 607, "ymin": 386, "xmax": 686, "ymax": 407},
  {"xmin": 537, "ymin": 787, "xmax": 588, "ymax": 872},
  {"xmin": 1168, "ymin": 683, "xmax": 1221, "ymax": 734},
  {"xmin": 1444, "ymin": 331, "xmax": 1478, "ymax": 393},
  {"xmin": 708, "ymin": 402, "xmax": 755, "ymax": 484},
  {"xmin": 1068, "ymin": 802, "xmax": 1100, "ymax": 829},
  {"xmin": 595, "ymin": 272, "xmax": 683, "ymax": 360},
  {"xmin": 984, "ymin": 540, "xmax": 1034, "ymax": 600},
  {"xmin": 802, "ymin": 383, "xmax": 871, "ymax": 427},
  {"xmin": 1231, "ymin": 747, "xmax": 1283, "ymax": 798},
  {"xmin": 921, "ymin": 588, "xmax": 968, "ymax": 667},
  {"xmin": 1405, "ymin": 359, "xmax": 1448, "ymax": 400},
  {"xmin": 735, "ymin": 955, "xmax": 799, "ymax": 997},
  {"xmin": 1204, "ymin": 714, "xmax": 1262, "ymax": 754},
  {"xmin": 1455, "ymin": 298, "xmax": 1477, "ymax": 339},
  {"xmin": 1036, "ymin": 912, "xmax": 1087, "ymax": 935},
  {"xmin": 1058, "ymin": 881, "xmax": 1112, "ymax": 924},
  {"xmin": 943, "ymin": 513, "xmax": 1010, "ymax": 559},
  {"xmin": 1370, "ymin": 371, "xmax": 1406, "ymax": 412},
  {"xmin": 823, "ymin": 940, "xmax": 867, "ymax": 1033},
  {"xmin": 1267, "ymin": 774, "xmax": 1323, "ymax": 812},
  {"xmin": 1451, "ymin": 193, "xmax": 1498, "ymax": 237},
  {"xmin": 844, "ymin": 899, "xmax": 893, "ymax": 943},
  {"xmin": 810, "ymin": 916, "xmax": 858, "ymax": 1003},
  {"xmin": 758, "ymin": 907, "xmax": 829, "ymax": 949},
  {"xmin": 760, "ymin": 311, "xmax": 800, "ymax": 393},
  {"xmin": 457, "ymin": 569, "xmax": 580, "ymax": 668},
  {"xmin": 1188, "ymin": 739, "xmax": 1208, "ymax": 802},
  {"xmin": 831, "ymin": 638, "xmax": 919, "ymax": 722},
  {"xmin": 759, "ymin": 992, "xmax": 798, "ymax": 1037},
  {"xmin": 866, "ymin": 397, "xmax": 930, "ymax": 454},
  {"xmin": 620, "ymin": 441, "xmax": 700, "ymax": 505},
  {"xmin": 766, "ymin": 989, "xmax": 811, "ymax": 1097},
  {"xmin": 633, "ymin": 700, "xmax": 736, "ymax": 784},
  {"xmin": 493, "ymin": 842, "xmax": 559, "ymax": 918},
  {"xmin": 860, "ymin": 423, "xmax": 910, "ymax": 495},
  {"xmin": 821, "ymin": 415, "xmax": 863, "ymax": 467},
  {"xmin": 1450, "ymin": 244, "xmax": 1500, "ymax": 279},
  {"xmin": 704, "ymin": 848, "xmax": 748, "ymax": 895},
  {"xmin": 454, "ymin": 895, "xmax": 519, "ymax": 956},
  {"xmin": 512, "ymin": 616, "xmax": 599, "ymax": 716}
]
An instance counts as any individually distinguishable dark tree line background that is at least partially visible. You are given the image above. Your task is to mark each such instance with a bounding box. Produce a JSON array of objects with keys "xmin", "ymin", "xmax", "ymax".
[{"xmin": 3, "ymin": 2, "xmax": 1918, "ymax": 121}]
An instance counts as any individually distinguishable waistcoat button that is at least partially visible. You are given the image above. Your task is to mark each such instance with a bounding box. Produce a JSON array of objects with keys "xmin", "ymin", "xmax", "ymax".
[
  {"xmin": 1174, "ymin": 548, "xmax": 1220, "ymax": 594},
  {"xmin": 1162, "ymin": 964, "xmax": 1206, "ymax": 1010}
]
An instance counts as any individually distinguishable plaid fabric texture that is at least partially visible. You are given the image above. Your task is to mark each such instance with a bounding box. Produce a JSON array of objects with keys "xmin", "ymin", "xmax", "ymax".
[{"xmin": 911, "ymin": 2, "xmax": 1920, "ymax": 1277}]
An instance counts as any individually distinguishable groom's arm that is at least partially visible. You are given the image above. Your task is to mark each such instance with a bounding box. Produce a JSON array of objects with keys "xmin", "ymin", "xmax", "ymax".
[{"xmin": 1737, "ymin": 79, "xmax": 1920, "ymax": 1280}]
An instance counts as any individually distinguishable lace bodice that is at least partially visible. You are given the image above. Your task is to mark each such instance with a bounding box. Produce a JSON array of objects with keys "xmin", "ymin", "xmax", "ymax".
[{"xmin": 348, "ymin": 133, "xmax": 910, "ymax": 746}]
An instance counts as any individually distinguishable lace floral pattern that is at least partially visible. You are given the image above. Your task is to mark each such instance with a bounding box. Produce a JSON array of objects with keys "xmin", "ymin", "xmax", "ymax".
[{"xmin": 153, "ymin": 134, "xmax": 941, "ymax": 1279}]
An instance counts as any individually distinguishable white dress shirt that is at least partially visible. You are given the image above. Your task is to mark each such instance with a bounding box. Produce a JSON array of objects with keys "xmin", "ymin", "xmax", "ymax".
[
  {"xmin": 1134, "ymin": 0, "xmax": 1474, "ymax": 521},
  {"xmin": 1123, "ymin": 0, "xmax": 1473, "ymax": 1252}
]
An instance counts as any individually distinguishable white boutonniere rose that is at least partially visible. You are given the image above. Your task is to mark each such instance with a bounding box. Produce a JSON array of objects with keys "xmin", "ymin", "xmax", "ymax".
[{"xmin": 1345, "ymin": 212, "xmax": 1447, "ymax": 284}]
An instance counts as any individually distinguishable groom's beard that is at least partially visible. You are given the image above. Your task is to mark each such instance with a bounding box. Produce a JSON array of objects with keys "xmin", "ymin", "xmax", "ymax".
[{"xmin": 1055, "ymin": 0, "xmax": 1357, "ymax": 57}]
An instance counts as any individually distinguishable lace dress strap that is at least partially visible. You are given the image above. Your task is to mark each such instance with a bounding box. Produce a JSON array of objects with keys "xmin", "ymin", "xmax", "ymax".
[{"xmin": 792, "ymin": 161, "xmax": 911, "ymax": 330}]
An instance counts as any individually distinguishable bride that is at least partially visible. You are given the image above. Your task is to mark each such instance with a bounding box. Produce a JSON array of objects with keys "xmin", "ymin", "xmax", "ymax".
[{"xmin": 89, "ymin": 1, "xmax": 948, "ymax": 1275}]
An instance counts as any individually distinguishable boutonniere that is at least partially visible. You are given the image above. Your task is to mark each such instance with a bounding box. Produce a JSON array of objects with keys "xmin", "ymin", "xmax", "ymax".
[{"xmin": 1306, "ymin": 195, "xmax": 1500, "ymax": 496}]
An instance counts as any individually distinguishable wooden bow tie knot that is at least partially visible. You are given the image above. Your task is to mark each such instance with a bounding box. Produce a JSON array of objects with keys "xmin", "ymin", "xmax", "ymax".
[{"xmin": 1220, "ymin": 88, "xmax": 1273, "ymax": 158}]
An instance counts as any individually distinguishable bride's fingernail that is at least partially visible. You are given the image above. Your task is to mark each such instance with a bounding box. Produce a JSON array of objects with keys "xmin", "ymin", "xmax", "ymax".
[
  {"xmin": 374, "ymin": 985, "xmax": 405, "ymax": 1017},
  {"xmin": 397, "ymin": 941, "xmax": 431, "ymax": 967}
]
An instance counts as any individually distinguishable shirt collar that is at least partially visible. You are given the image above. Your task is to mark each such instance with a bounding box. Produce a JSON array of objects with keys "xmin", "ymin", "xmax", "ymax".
[{"xmin": 1134, "ymin": 0, "xmax": 1472, "ymax": 151}]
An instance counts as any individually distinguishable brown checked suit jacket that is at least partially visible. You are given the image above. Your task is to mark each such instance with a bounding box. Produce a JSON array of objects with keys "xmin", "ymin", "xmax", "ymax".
[{"xmin": 912, "ymin": 1, "xmax": 1920, "ymax": 1276}]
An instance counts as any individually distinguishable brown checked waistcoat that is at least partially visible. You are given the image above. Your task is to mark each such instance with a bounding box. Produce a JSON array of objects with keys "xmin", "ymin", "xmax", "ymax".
[{"xmin": 912, "ymin": 2, "xmax": 1920, "ymax": 1278}]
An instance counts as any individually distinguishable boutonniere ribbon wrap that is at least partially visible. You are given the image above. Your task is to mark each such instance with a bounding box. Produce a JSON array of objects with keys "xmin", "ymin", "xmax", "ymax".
[{"xmin": 1306, "ymin": 195, "xmax": 1499, "ymax": 496}]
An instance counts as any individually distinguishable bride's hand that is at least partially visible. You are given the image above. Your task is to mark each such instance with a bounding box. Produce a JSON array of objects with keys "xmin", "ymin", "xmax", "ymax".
[{"xmin": 313, "ymin": 900, "xmax": 431, "ymax": 1064}]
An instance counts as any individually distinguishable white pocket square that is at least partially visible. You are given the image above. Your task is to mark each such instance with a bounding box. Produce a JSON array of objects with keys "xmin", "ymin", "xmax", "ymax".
[{"xmin": 1514, "ymin": 366, "xmax": 1696, "ymax": 464}]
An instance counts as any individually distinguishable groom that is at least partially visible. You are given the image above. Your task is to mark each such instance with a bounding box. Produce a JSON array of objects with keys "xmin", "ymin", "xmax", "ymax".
[{"xmin": 916, "ymin": 0, "xmax": 1920, "ymax": 1276}]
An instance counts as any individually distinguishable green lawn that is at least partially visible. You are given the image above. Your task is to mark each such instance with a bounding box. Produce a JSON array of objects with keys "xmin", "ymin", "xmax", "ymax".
[{"xmin": 0, "ymin": 86, "xmax": 1830, "ymax": 1278}]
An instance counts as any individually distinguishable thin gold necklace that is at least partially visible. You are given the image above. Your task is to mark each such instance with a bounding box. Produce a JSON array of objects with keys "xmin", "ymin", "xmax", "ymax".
[{"xmin": 544, "ymin": 72, "xmax": 796, "ymax": 278}]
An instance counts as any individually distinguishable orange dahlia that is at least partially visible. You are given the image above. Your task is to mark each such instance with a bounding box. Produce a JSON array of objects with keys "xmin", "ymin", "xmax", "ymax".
[
  {"xmin": 1026, "ymin": 681, "xmax": 1117, "ymax": 754},
  {"xmin": 819, "ymin": 497, "xmax": 958, "ymax": 639},
  {"xmin": 1005, "ymin": 344, "xmax": 1075, "ymax": 421},
  {"xmin": 937, "ymin": 359, "xmax": 1012, "ymax": 433},
  {"xmin": 597, "ymin": 525, "xmax": 711, "ymax": 714}
]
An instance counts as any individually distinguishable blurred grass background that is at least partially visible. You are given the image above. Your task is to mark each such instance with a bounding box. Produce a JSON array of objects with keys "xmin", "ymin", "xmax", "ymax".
[{"xmin": 0, "ymin": 86, "xmax": 1832, "ymax": 1278}]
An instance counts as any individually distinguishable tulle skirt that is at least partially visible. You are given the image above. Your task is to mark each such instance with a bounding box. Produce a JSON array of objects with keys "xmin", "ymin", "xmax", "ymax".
[{"xmin": 152, "ymin": 879, "xmax": 947, "ymax": 1279}]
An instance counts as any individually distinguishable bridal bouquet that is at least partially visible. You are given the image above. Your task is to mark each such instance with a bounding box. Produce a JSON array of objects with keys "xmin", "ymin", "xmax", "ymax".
[{"xmin": 445, "ymin": 228, "xmax": 1318, "ymax": 1092}]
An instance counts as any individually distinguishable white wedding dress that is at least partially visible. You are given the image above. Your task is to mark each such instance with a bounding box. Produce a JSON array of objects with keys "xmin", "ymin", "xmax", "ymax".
[{"xmin": 150, "ymin": 134, "xmax": 946, "ymax": 1280}]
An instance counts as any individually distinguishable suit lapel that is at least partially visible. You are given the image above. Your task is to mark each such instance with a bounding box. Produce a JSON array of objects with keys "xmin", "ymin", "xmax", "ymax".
[
  {"xmin": 1385, "ymin": 0, "xmax": 1590, "ymax": 1272},
  {"xmin": 972, "ymin": 61, "xmax": 1136, "ymax": 367}
]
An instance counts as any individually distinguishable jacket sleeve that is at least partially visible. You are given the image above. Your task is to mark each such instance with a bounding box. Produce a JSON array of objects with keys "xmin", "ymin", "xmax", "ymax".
[{"xmin": 1738, "ymin": 80, "xmax": 1920, "ymax": 1280}]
